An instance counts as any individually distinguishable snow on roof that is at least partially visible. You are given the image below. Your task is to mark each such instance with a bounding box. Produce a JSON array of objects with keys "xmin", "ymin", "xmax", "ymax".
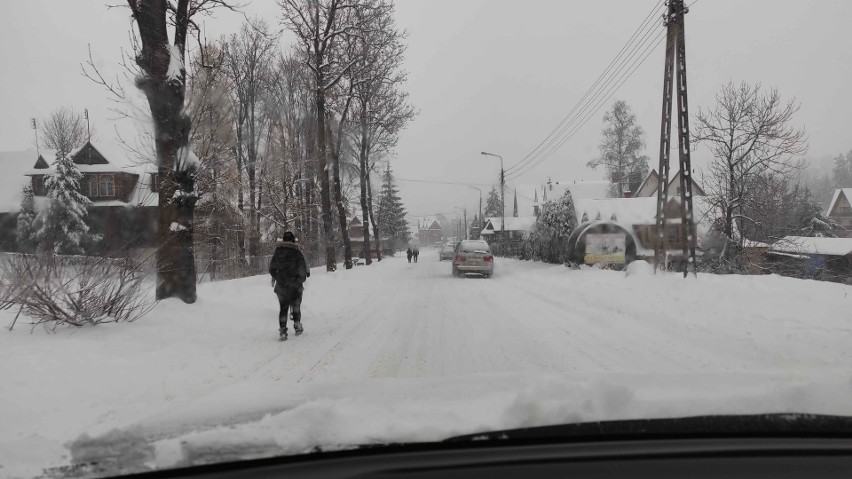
[
  {"xmin": 419, "ymin": 216, "xmax": 442, "ymax": 230},
  {"xmin": 574, "ymin": 197, "xmax": 658, "ymax": 225},
  {"xmin": 0, "ymin": 150, "xmax": 40, "ymax": 213},
  {"xmin": 542, "ymin": 179, "xmax": 611, "ymax": 202},
  {"xmin": 573, "ymin": 196, "xmax": 714, "ymax": 238},
  {"xmin": 826, "ymin": 188, "xmax": 852, "ymax": 216},
  {"xmin": 769, "ymin": 236, "xmax": 852, "ymax": 257},
  {"xmin": 483, "ymin": 216, "xmax": 537, "ymax": 232},
  {"xmin": 25, "ymin": 142, "xmax": 152, "ymax": 176}
]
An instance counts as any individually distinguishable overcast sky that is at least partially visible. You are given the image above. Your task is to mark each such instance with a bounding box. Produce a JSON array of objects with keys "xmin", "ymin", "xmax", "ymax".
[{"xmin": 1, "ymin": 0, "xmax": 850, "ymax": 221}]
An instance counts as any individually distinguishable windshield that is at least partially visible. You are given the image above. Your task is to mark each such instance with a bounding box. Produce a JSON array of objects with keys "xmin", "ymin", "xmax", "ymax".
[
  {"xmin": 459, "ymin": 241, "xmax": 490, "ymax": 253},
  {"xmin": 2, "ymin": 1, "xmax": 852, "ymax": 478}
]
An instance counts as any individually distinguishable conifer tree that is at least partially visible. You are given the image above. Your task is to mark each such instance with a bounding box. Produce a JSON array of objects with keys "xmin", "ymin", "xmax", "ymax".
[
  {"xmin": 34, "ymin": 152, "xmax": 95, "ymax": 254},
  {"xmin": 376, "ymin": 166, "xmax": 411, "ymax": 248}
]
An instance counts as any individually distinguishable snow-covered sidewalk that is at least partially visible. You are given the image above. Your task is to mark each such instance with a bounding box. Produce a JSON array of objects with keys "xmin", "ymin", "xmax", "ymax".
[{"xmin": 1, "ymin": 253, "xmax": 851, "ymax": 477}]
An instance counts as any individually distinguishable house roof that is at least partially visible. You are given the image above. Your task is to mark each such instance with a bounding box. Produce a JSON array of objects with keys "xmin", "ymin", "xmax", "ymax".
[
  {"xmin": 769, "ymin": 236, "xmax": 852, "ymax": 257},
  {"xmin": 419, "ymin": 217, "xmax": 443, "ymax": 230},
  {"xmin": 634, "ymin": 169, "xmax": 659, "ymax": 196},
  {"xmin": 0, "ymin": 150, "xmax": 41, "ymax": 213},
  {"xmin": 634, "ymin": 169, "xmax": 706, "ymax": 197},
  {"xmin": 826, "ymin": 188, "xmax": 852, "ymax": 216},
  {"xmin": 573, "ymin": 196, "xmax": 714, "ymax": 239},
  {"xmin": 26, "ymin": 141, "xmax": 150, "ymax": 176}
]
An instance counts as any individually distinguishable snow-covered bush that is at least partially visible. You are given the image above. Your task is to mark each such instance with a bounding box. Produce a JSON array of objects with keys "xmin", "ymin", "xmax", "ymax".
[
  {"xmin": 0, "ymin": 253, "xmax": 154, "ymax": 330},
  {"xmin": 522, "ymin": 190, "xmax": 578, "ymax": 264},
  {"xmin": 15, "ymin": 185, "xmax": 38, "ymax": 253}
]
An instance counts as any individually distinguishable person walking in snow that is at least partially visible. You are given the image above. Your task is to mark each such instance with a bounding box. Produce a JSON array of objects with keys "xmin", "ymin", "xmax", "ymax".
[
  {"xmin": 413, "ymin": 247, "xmax": 419, "ymax": 263},
  {"xmin": 406, "ymin": 247, "xmax": 413, "ymax": 263},
  {"xmin": 269, "ymin": 231, "xmax": 310, "ymax": 341}
]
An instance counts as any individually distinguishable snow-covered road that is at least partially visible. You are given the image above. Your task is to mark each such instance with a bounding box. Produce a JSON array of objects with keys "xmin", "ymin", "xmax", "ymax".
[{"xmin": 2, "ymin": 252, "xmax": 852, "ymax": 476}]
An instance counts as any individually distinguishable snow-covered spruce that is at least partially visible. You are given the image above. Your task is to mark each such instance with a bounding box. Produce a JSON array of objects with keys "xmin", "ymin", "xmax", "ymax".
[{"xmin": 33, "ymin": 151, "xmax": 99, "ymax": 254}]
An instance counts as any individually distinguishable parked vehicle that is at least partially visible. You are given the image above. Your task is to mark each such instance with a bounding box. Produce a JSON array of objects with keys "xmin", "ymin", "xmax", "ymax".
[
  {"xmin": 452, "ymin": 240, "xmax": 494, "ymax": 278},
  {"xmin": 439, "ymin": 243, "xmax": 455, "ymax": 261}
]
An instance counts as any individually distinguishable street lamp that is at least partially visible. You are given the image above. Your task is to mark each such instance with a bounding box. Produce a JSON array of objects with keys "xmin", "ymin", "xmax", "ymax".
[
  {"xmin": 454, "ymin": 206, "xmax": 467, "ymax": 240},
  {"xmin": 467, "ymin": 185, "xmax": 482, "ymax": 230},
  {"xmin": 480, "ymin": 151, "xmax": 504, "ymax": 238}
]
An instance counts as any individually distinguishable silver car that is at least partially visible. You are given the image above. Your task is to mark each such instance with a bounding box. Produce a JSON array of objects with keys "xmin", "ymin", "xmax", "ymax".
[{"xmin": 452, "ymin": 240, "xmax": 494, "ymax": 278}]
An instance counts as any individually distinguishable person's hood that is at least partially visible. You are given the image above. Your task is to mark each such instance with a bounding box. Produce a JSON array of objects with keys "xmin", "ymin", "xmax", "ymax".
[{"xmin": 277, "ymin": 241, "xmax": 300, "ymax": 251}]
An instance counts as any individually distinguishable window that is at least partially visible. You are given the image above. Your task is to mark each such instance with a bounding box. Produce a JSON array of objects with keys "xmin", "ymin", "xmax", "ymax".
[
  {"xmin": 667, "ymin": 225, "xmax": 680, "ymax": 243},
  {"xmin": 32, "ymin": 176, "xmax": 45, "ymax": 195},
  {"xmin": 88, "ymin": 177, "xmax": 99, "ymax": 197},
  {"xmin": 150, "ymin": 173, "xmax": 159, "ymax": 193},
  {"xmin": 99, "ymin": 174, "xmax": 115, "ymax": 197}
]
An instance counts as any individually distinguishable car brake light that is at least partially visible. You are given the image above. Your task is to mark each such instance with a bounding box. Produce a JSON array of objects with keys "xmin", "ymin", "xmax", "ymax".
[{"xmin": 485, "ymin": 255, "xmax": 494, "ymax": 262}]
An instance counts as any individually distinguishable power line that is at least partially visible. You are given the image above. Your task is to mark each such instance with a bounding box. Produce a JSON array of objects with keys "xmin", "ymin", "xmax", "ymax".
[
  {"xmin": 396, "ymin": 177, "xmax": 493, "ymax": 187},
  {"xmin": 507, "ymin": 19, "xmax": 665, "ymax": 181},
  {"xmin": 507, "ymin": 28, "xmax": 666, "ymax": 181},
  {"xmin": 504, "ymin": 0, "xmax": 666, "ymax": 177},
  {"xmin": 502, "ymin": 2, "xmax": 661, "ymax": 178}
]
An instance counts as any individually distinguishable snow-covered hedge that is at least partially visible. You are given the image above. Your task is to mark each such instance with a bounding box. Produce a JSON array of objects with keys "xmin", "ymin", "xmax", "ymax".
[{"xmin": 0, "ymin": 253, "xmax": 155, "ymax": 330}]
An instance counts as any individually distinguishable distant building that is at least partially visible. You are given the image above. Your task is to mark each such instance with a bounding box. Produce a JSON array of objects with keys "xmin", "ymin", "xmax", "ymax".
[
  {"xmin": 633, "ymin": 169, "xmax": 706, "ymax": 198},
  {"xmin": 418, "ymin": 217, "xmax": 443, "ymax": 246},
  {"xmin": 480, "ymin": 216, "xmax": 537, "ymax": 241},
  {"xmin": 826, "ymin": 188, "xmax": 852, "ymax": 238}
]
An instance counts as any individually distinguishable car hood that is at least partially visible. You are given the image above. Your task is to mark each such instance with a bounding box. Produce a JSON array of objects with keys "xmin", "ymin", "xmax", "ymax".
[{"xmin": 36, "ymin": 372, "xmax": 852, "ymax": 477}]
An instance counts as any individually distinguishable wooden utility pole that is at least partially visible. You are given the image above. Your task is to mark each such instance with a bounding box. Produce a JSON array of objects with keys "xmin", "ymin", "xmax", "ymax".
[{"xmin": 654, "ymin": 0, "xmax": 697, "ymax": 277}]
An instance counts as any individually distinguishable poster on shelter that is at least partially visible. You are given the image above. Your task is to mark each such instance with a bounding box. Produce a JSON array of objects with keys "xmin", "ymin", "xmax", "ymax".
[{"xmin": 584, "ymin": 233, "xmax": 626, "ymax": 264}]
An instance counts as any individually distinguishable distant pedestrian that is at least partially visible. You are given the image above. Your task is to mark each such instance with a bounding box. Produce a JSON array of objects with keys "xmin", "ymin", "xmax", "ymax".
[
  {"xmin": 413, "ymin": 247, "xmax": 420, "ymax": 263},
  {"xmin": 269, "ymin": 231, "xmax": 310, "ymax": 341},
  {"xmin": 406, "ymin": 247, "xmax": 413, "ymax": 263}
]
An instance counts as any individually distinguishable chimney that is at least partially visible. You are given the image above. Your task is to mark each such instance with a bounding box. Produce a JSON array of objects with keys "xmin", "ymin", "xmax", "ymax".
[{"xmin": 623, "ymin": 190, "xmax": 633, "ymax": 198}]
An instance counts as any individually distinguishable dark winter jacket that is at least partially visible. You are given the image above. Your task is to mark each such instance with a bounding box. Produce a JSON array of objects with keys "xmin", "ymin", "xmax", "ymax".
[{"xmin": 270, "ymin": 242, "xmax": 310, "ymax": 290}]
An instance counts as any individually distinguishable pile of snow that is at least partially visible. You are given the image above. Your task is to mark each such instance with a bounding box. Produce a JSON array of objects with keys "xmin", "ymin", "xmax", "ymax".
[{"xmin": 625, "ymin": 259, "xmax": 654, "ymax": 277}]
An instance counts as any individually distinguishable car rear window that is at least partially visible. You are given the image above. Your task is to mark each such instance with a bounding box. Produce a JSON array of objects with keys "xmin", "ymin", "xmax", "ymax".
[{"xmin": 460, "ymin": 242, "xmax": 490, "ymax": 253}]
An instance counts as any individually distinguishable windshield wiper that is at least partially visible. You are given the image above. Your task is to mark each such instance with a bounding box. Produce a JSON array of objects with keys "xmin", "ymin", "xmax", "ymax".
[{"xmin": 445, "ymin": 414, "xmax": 852, "ymax": 443}]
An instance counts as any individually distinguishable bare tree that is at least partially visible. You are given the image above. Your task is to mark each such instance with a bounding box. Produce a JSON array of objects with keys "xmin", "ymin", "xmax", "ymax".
[
  {"xmin": 39, "ymin": 107, "xmax": 90, "ymax": 156},
  {"xmin": 279, "ymin": 0, "xmax": 367, "ymax": 272},
  {"xmin": 694, "ymin": 81, "xmax": 808, "ymax": 264},
  {"xmin": 223, "ymin": 19, "xmax": 278, "ymax": 268},
  {"xmin": 349, "ymin": 2, "xmax": 414, "ymax": 262},
  {"xmin": 586, "ymin": 100, "xmax": 649, "ymax": 197},
  {"xmin": 125, "ymin": 0, "xmax": 237, "ymax": 303},
  {"xmin": 186, "ymin": 43, "xmax": 238, "ymax": 280}
]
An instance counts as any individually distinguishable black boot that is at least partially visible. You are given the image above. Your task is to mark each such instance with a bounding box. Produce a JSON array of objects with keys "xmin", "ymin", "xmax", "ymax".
[
  {"xmin": 279, "ymin": 327, "xmax": 288, "ymax": 341},
  {"xmin": 293, "ymin": 321, "xmax": 303, "ymax": 336}
]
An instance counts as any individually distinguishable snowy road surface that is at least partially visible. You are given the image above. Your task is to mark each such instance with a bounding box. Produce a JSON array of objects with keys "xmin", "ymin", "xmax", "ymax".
[{"xmin": 2, "ymin": 251, "xmax": 852, "ymax": 476}]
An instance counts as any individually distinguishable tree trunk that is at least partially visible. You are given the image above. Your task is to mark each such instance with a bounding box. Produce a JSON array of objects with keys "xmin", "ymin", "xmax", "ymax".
[
  {"xmin": 133, "ymin": 0, "xmax": 197, "ymax": 303},
  {"xmin": 315, "ymin": 88, "xmax": 337, "ymax": 272},
  {"xmin": 366, "ymin": 170, "xmax": 382, "ymax": 261},
  {"xmin": 358, "ymin": 113, "xmax": 372, "ymax": 265},
  {"xmin": 330, "ymin": 126, "xmax": 353, "ymax": 269}
]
